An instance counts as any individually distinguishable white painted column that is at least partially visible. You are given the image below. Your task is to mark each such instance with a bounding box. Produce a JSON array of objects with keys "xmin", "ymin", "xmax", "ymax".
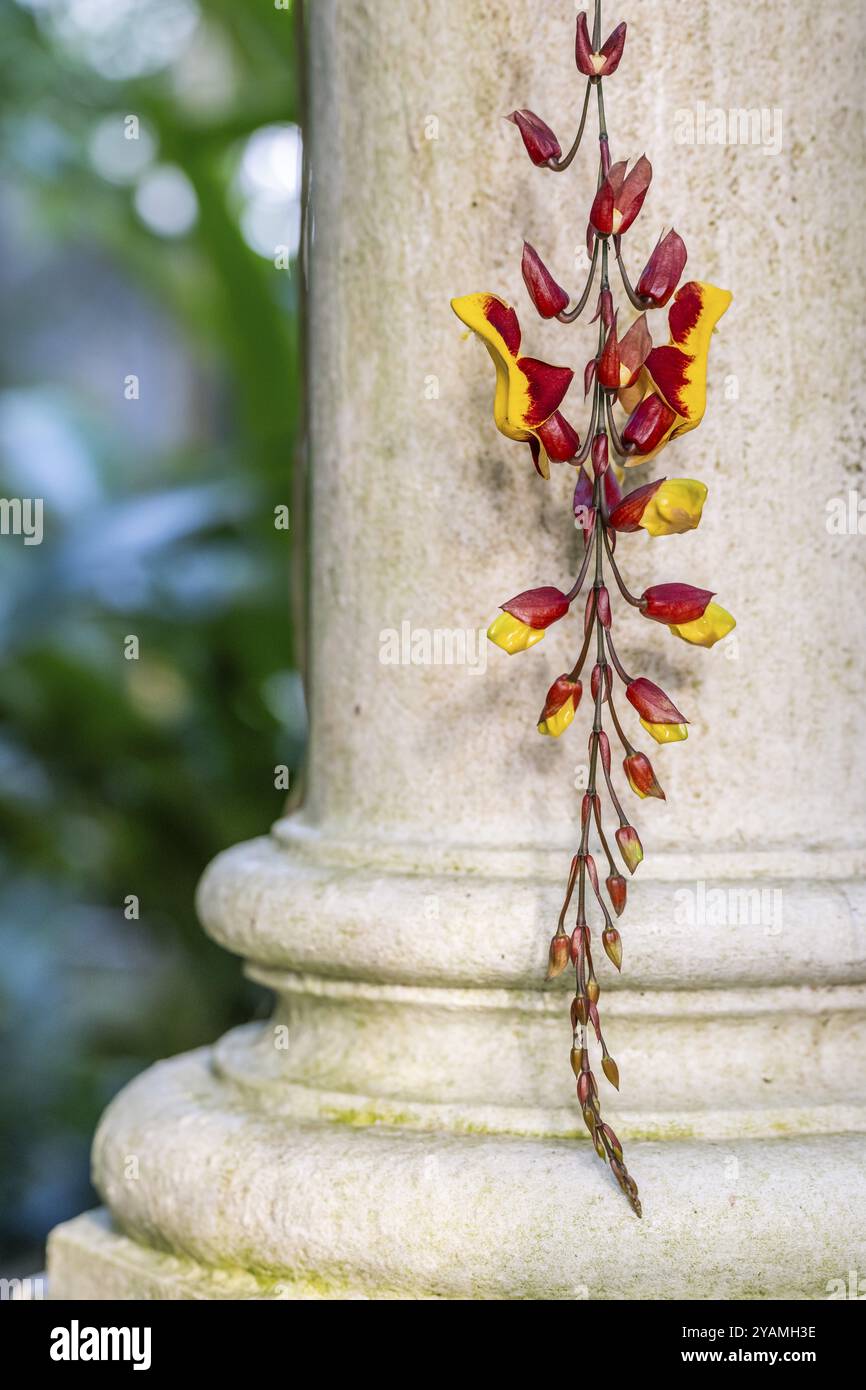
[{"xmin": 49, "ymin": 0, "xmax": 866, "ymax": 1299}]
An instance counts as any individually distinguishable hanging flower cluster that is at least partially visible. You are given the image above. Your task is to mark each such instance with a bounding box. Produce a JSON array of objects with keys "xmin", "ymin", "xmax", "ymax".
[{"xmin": 452, "ymin": 1, "xmax": 734, "ymax": 1217}]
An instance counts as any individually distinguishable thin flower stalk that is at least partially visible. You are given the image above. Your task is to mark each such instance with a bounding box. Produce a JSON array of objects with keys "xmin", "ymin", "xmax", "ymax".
[{"xmin": 451, "ymin": 0, "xmax": 735, "ymax": 1217}]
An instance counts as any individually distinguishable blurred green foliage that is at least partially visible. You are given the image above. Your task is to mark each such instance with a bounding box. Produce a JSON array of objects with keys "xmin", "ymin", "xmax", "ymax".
[{"xmin": 0, "ymin": 0, "xmax": 304, "ymax": 1261}]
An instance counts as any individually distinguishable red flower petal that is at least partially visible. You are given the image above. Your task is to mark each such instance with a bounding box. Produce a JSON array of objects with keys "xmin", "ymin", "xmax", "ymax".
[
  {"xmin": 626, "ymin": 677, "xmax": 689, "ymax": 725},
  {"xmin": 502, "ymin": 586, "xmax": 571, "ymax": 629},
  {"xmin": 535, "ymin": 410, "xmax": 580, "ymax": 461},
  {"xmin": 618, "ymin": 313, "xmax": 652, "ymax": 383},
  {"xmin": 540, "ymin": 675, "xmax": 582, "ymax": 721},
  {"xmin": 517, "ymin": 356, "xmax": 574, "ymax": 428},
  {"xmin": 636, "ymin": 229, "xmax": 687, "ymax": 308},
  {"xmin": 622, "ymin": 392, "xmax": 677, "ymax": 454},
  {"xmin": 641, "ymin": 583, "xmax": 715, "ymax": 623},
  {"xmin": 598, "ymin": 21, "xmax": 627, "ymax": 76},
  {"xmin": 574, "ymin": 12, "xmax": 595, "ymax": 76},
  {"xmin": 615, "ymin": 155, "xmax": 652, "ymax": 234},
  {"xmin": 597, "ymin": 315, "xmax": 621, "ymax": 389},
  {"xmin": 608, "ymin": 478, "xmax": 665, "ymax": 531}
]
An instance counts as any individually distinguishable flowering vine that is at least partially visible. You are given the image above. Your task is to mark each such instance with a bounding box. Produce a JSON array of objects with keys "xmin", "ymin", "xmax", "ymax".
[{"xmin": 452, "ymin": 1, "xmax": 734, "ymax": 1217}]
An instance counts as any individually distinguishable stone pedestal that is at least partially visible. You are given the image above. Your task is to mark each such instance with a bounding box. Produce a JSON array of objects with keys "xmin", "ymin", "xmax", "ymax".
[{"xmin": 49, "ymin": 0, "xmax": 866, "ymax": 1298}]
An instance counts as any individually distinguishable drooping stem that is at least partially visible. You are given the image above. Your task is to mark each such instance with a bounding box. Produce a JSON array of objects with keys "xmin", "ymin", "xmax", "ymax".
[{"xmin": 548, "ymin": 80, "xmax": 593, "ymax": 173}]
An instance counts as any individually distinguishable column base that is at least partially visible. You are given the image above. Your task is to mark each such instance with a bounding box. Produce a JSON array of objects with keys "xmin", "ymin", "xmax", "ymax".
[{"xmin": 47, "ymin": 1046, "xmax": 866, "ymax": 1301}]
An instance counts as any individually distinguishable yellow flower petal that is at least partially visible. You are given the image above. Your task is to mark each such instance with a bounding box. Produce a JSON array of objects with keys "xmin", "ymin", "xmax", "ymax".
[
  {"xmin": 639, "ymin": 718, "xmax": 689, "ymax": 744},
  {"xmin": 537, "ymin": 697, "xmax": 575, "ymax": 737},
  {"xmin": 668, "ymin": 602, "xmax": 736, "ymax": 648},
  {"xmin": 640, "ymin": 479, "xmax": 708, "ymax": 536},
  {"xmin": 487, "ymin": 611, "xmax": 545, "ymax": 654},
  {"xmin": 451, "ymin": 293, "xmax": 574, "ymax": 478}
]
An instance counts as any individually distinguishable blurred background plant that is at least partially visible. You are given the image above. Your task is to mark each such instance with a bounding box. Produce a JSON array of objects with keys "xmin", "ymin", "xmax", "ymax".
[{"xmin": 0, "ymin": 0, "xmax": 304, "ymax": 1272}]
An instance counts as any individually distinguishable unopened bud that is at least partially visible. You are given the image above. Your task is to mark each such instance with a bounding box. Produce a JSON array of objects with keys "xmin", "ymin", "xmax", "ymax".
[
  {"xmin": 602, "ymin": 926, "xmax": 623, "ymax": 971},
  {"xmin": 602, "ymin": 1053, "xmax": 620, "ymax": 1090},
  {"xmin": 606, "ymin": 872, "xmax": 627, "ymax": 916},
  {"xmin": 546, "ymin": 931, "xmax": 570, "ymax": 980},
  {"xmin": 570, "ymin": 1046, "xmax": 586, "ymax": 1078},
  {"xmin": 596, "ymin": 584, "xmax": 612, "ymax": 628},
  {"xmin": 601, "ymin": 1123, "xmax": 623, "ymax": 1161},
  {"xmin": 591, "ymin": 431, "xmax": 610, "ymax": 476},
  {"xmin": 615, "ymin": 823, "xmax": 644, "ymax": 875}
]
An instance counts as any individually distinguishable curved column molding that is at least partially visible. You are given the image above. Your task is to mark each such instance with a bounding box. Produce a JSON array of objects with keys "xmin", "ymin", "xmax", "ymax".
[{"xmin": 48, "ymin": 0, "xmax": 866, "ymax": 1299}]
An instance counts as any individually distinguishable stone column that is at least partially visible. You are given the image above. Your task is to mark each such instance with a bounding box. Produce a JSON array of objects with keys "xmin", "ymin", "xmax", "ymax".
[{"xmin": 49, "ymin": 0, "xmax": 866, "ymax": 1299}]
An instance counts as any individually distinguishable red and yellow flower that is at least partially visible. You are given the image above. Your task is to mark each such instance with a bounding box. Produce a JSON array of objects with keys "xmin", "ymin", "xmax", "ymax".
[
  {"xmin": 537, "ymin": 675, "xmax": 583, "ymax": 737},
  {"xmin": 488, "ymin": 586, "xmax": 571, "ymax": 654},
  {"xmin": 620, "ymin": 280, "xmax": 732, "ymax": 463},
  {"xmin": 609, "ymin": 478, "xmax": 708, "ymax": 535},
  {"xmin": 451, "ymin": 292, "xmax": 578, "ymax": 478}
]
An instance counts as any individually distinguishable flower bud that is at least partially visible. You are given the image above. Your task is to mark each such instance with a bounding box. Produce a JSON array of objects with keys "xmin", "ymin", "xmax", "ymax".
[
  {"xmin": 622, "ymin": 392, "xmax": 677, "ymax": 455},
  {"xmin": 597, "ymin": 316, "xmax": 621, "ymax": 389},
  {"xmin": 596, "ymin": 584, "xmax": 612, "ymax": 628},
  {"xmin": 591, "ymin": 431, "xmax": 609, "ymax": 476},
  {"xmin": 587, "ymin": 973, "xmax": 600, "ymax": 1004},
  {"xmin": 591, "ymin": 285, "xmax": 615, "ymax": 329},
  {"xmin": 506, "ymin": 109, "xmax": 561, "ymax": 166},
  {"xmin": 602, "ymin": 1053, "xmax": 620, "ymax": 1090},
  {"xmin": 597, "ymin": 728, "xmax": 612, "ymax": 774},
  {"xmin": 602, "ymin": 926, "xmax": 623, "ymax": 970},
  {"xmin": 641, "ymin": 582, "xmax": 714, "ymax": 624},
  {"xmin": 636, "ymin": 229, "xmax": 687, "ymax": 308},
  {"xmin": 503, "ymin": 586, "xmax": 571, "ymax": 628},
  {"xmin": 570, "ymin": 1046, "xmax": 586, "ymax": 1079},
  {"xmin": 615, "ymin": 825, "xmax": 644, "ymax": 875},
  {"xmin": 522, "ymin": 242, "xmax": 569, "ymax": 318},
  {"xmin": 601, "ymin": 1123, "xmax": 623, "ymax": 1161},
  {"xmin": 537, "ymin": 675, "xmax": 582, "ymax": 738},
  {"xmin": 623, "ymin": 751, "xmax": 665, "ymax": 801},
  {"xmin": 626, "ymin": 676, "xmax": 688, "ymax": 726},
  {"xmin": 591, "ymin": 663, "xmax": 612, "ymax": 702},
  {"xmin": 576, "ymin": 1070, "xmax": 593, "ymax": 1106},
  {"xmin": 584, "ymin": 852, "xmax": 600, "ymax": 894},
  {"xmin": 573, "ymin": 469, "xmax": 595, "ymax": 544},
  {"xmin": 606, "ymin": 872, "xmax": 627, "ymax": 916},
  {"xmin": 546, "ymin": 931, "xmax": 570, "ymax": 980},
  {"xmin": 573, "ymin": 993, "xmax": 590, "ymax": 1027}
]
